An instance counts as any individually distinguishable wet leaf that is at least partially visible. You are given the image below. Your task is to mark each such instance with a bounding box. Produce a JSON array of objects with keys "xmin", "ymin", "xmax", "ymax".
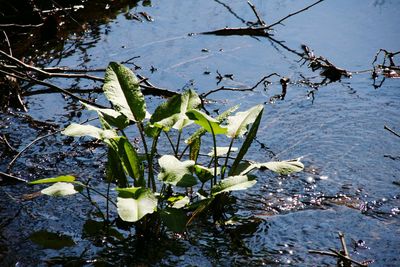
[
  {"xmin": 229, "ymin": 107, "xmax": 263, "ymax": 175},
  {"xmin": 171, "ymin": 196, "xmax": 190, "ymax": 209},
  {"xmin": 82, "ymin": 102, "xmax": 129, "ymax": 130},
  {"xmin": 227, "ymin": 105, "xmax": 263, "ymax": 138},
  {"xmin": 158, "ymin": 155, "xmax": 197, "ymax": 187},
  {"xmin": 186, "ymin": 109, "xmax": 227, "ymax": 135},
  {"xmin": 240, "ymin": 159, "xmax": 304, "ymax": 175},
  {"xmin": 194, "ymin": 165, "xmax": 217, "ymax": 183},
  {"xmin": 160, "ymin": 208, "xmax": 188, "ymax": 232},
  {"xmin": 151, "ymin": 89, "xmax": 201, "ymax": 131},
  {"xmin": 30, "ymin": 230, "xmax": 75, "ymax": 250},
  {"xmin": 116, "ymin": 187, "xmax": 157, "ymax": 222},
  {"xmin": 103, "ymin": 62, "xmax": 146, "ymax": 122},
  {"xmin": 211, "ymin": 175, "xmax": 256, "ymax": 196},
  {"xmin": 29, "ymin": 175, "xmax": 75, "ymax": 185},
  {"xmin": 208, "ymin": 146, "xmax": 238, "ymax": 157},
  {"xmin": 41, "ymin": 182, "xmax": 80, "ymax": 196},
  {"xmin": 62, "ymin": 123, "xmax": 117, "ymax": 140}
]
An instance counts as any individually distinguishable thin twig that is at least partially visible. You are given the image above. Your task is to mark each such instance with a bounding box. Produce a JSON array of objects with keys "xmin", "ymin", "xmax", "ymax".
[
  {"xmin": 262, "ymin": 0, "xmax": 325, "ymax": 30},
  {"xmin": 2, "ymin": 31, "xmax": 12, "ymax": 56},
  {"xmin": 247, "ymin": 1, "xmax": 266, "ymax": 26},
  {"xmin": 384, "ymin": 125, "xmax": 400, "ymax": 138},
  {"xmin": 0, "ymin": 171, "xmax": 28, "ymax": 183},
  {"xmin": 0, "ymin": 23, "xmax": 44, "ymax": 28}
]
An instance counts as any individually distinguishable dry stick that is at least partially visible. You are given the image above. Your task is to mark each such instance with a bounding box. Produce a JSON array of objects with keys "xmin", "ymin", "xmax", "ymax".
[
  {"xmin": 2, "ymin": 31, "xmax": 12, "ymax": 56},
  {"xmin": 328, "ymin": 249, "xmax": 368, "ymax": 267},
  {"xmin": 261, "ymin": 0, "xmax": 325, "ymax": 30},
  {"xmin": 0, "ymin": 171, "xmax": 28, "ymax": 183},
  {"xmin": 202, "ymin": 73, "xmax": 279, "ymax": 98},
  {"xmin": 384, "ymin": 125, "xmax": 400, "ymax": 138},
  {"xmin": 0, "ymin": 50, "xmax": 104, "ymax": 82},
  {"xmin": 338, "ymin": 232, "xmax": 349, "ymax": 257},
  {"xmin": 0, "ymin": 23, "xmax": 44, "ymax": 28}
]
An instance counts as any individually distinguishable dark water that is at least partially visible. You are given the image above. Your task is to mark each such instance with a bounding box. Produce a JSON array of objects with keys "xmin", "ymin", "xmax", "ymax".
[{"xmin": 1, "ymin": 0, "xmax": 399, "ymax": 266}]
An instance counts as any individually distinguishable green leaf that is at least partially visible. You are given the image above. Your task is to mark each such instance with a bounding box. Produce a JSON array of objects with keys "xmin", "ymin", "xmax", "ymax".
[
  {"xmin": 229, "ymin": 107, "xmax": 263, "ymax": 175},
  {"xmin": 158, "ymin": 155, "xmax": 197, "ymax": 187},
  {"xmin": 160, "ymin": 208, "xmax": 188, "ymax": 232},
  {"xmin": 103, "ymin": 62, "xmax": 146, "ymax": 122},
  {"xmin": 208, "ymin": 146, "xmax": 238, "ymax": 157},
  {"xmin": 240, "ymin": 159, "xmax": 304, "ymax": 175},
  {"xmin": 171, "ymin": 196, "xmax": 190, "ymax": 209},
  {"xmin": 151, "ymin": 89, "xmax": 201, "ymax": 131},
  {"xmin": 227, "ymin": 105, "xmax": 264, "ymax": 138},
  {"xmin": 106, "ymin": 147, "xmax": 128, "ymax": 187},
  {"xmin": 116, "ymin": 187, "xmax": 157, "ymax": 222},
  {"xmin": 41, "ymin": 182, "xmax": 80, "ymax": 196},
  {"xmin": 189, "ymin": 136, "xmax": 201, "ymax": 162},
  {"xmin": 82, "ymin": 102, "xmax": 129, "ymax": 130},
  {"xmin": 30, "ymin": 230, "xmax": 75, "ymax": 250},
  {"xmin": 29, "ymin": 175, "xmax": 75, "ymax": 185},
  {"xmin": 186, "ymin": 109, "xmax": 227, "ymax": 135},
  {"xmin": 185, "ymin": 105, "xmax": 239, "ymax": 145},
  {"xmin": 211, "ymin": 175, "xmax": 256, "ymax": 196},
  {"xmin": 62, "ymin": 123, "xmax": 117, "ymax": 140},
  {"xmin": 108, "ymin": 137, "xmax": 144, "ymax": 187},
  {"xmin": 194, "ymin": 165, "xmax": 216, "ymax": 183}
]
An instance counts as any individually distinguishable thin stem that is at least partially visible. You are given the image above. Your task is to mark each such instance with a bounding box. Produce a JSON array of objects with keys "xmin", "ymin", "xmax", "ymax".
[
  {"xmin": 175, "ymin": 130, "xmax": 182, "ymax": 157},
  {"xmin": 178, "ymin": 143, "xmax": 190, "ymax": 160},
  {"xmin": 77, "ymin": 182, "xmax": 117, "ymax": 207},
  {"xmin": 207, "ymin": 120, "xmax": 218, "ymax": 185},
  {"xmin": 137, "ymin": 122, "xmax": 156, "ymax": 192},
  {"xmin": 164, "ymin": 131, "xmax": 178, "ymax": 156},
  {"xmin": 106, "ymin": 181, "xmax": 111, "ymax": 222},
  {"xmin": 79, "ymin": 192, "xmax": 106, "ymax": 221},
  {"xmin": 148, "ymin": 129, "xmax": 161, "ymax": 190},
  {"xmin": 221, "ymin": 138, "xmax": 235, "ymax": 180}
]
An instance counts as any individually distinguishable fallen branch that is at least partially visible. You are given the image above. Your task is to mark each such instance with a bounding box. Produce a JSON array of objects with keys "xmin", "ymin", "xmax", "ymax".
[
  {"xmin": 0, "ymin": 171, "xmax": 28, "ymax": 183},
  {"xmin": 384, "ymin": 125, "xmax": 400, "ymax": 138},
  {"xmin": 201, "ymin": 73, "xmax": 280, "ymax": 98}
]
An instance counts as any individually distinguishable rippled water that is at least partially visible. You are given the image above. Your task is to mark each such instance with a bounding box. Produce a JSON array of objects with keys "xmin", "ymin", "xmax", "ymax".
[{"xmin": 1, "ymin": 0, "xmax": 399, "ymax": 266}]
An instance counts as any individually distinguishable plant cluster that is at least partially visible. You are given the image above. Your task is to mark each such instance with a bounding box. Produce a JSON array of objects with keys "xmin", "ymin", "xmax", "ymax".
[{"xmin": 29, "ymin": 62, "xmax": 303, "ymax": 234}]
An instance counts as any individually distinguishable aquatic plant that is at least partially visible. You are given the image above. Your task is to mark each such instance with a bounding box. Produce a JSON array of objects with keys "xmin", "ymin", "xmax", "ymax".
[{"xmin": 29, "ymin": 62, "xmax": 303, "ymax": 234}]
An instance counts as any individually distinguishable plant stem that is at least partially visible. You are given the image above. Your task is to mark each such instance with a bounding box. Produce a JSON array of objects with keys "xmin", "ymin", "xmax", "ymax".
[
  {"xmin": 164, "ymin": 131, "xmax": 177, "ymax": 156},
  {"xmin": 221, "ymin": 138, "xmax": 235, "ymax": 180},
  {"xmin": 106, "ymin": 181, "xmax": 111, "ymax": 222},
  {"xmin": 206, "ymin": 120, "xmax": 218, "ymax": 185},
  {"xmin": 137, "ymin": 122, "xmax": 156, "ymax": 192},
  {"xmin": 76, "ymin": 182, "xmax": 117, "ymax": 207},
  {"xmin": 149, "ymin": 129, "xmax": 161, "ymax": 191},
  {"xmin": 178, "ymin": 143, "xmax": 190, "ymax": 160},
  {"xmin": 175, "ymin": 130, "xmax": 182, "ymax": 157}
]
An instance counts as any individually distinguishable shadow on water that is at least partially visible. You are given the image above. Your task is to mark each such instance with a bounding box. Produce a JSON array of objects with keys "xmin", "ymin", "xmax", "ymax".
[{"xmin": 1, "ymin": 0, "xmax": 400, "ymax": 266}]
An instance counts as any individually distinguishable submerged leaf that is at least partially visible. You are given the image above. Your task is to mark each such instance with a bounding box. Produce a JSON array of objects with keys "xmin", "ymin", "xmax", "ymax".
[
  {"xmin": 227, "ymin": 105, "xmax": 263, "ymax": 138},
  {"xmin": 103, "ymin": 62, "xmax": 146, "ymax": 122},
  {"xmin": 62, "ymin": 123, "xmax": 117, "ymax": 140},
  {"xmin": 30, "ymin": 230, "xmax": 75, "ymax": 250},
  {"xmin": 116, "ymin": 187, "xmax": 157, "ymax": 222},
  {"xmin": 29, "ymin": 175, "xmax": 75, "ymax": 185},
  {"xmin": 186, "ymin": 109, "xmax": 227, "ymax": 135},
  {"xmin": 41, "ymin": 182, "xmax": 79, "ymax": 196},
  {"xmin": 211, "ymin": 175, "xmax": 256, "ymax": 195},
  {"xmin": 158, "ymin": 155, "xmax": 197, "ymax": 187}
]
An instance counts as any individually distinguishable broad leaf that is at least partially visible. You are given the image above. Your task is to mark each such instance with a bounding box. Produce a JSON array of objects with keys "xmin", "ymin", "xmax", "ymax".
[
  {"xmin": 158, "ymin": 155, "xmax": 197, "ymax": 187},
  {"xmin": 227, "ymin": 105, "xmax": 263, "ymax": 138},
  {"xmin": 41, "ymin": 182, "xmax": 79, "ymax": 196},
  {"xmin": 185, "ymin": 105, "xmax": 239, "ymax": 145},
  {"xmin": 208, "ymin": 146, "xmax": 238, "ymax": 157},
  {"xmin": 170, "ymin": 196, "xmax": 190, "ymax": 209},
  {"xmin": 82, "ymin": 102, "xmax": 129, "ymax": 130},
  {"xmin": 211, "ymin": 175, "xmax": 256, "ymax": 196},
  {"xmin": 103, "ymin": 62, "xmax": 146, "ymax": 122},
  {"xmin": 108, "ymin": 137, "xmax": 143, "ymax": 186},
  {"xmin": 160, "ymin": 208, "xmax": 188, "ymax": 232},
  {"xmin": 189, "ymin": 136, "xmax": 201, "ymax": 162},
  {"xmin": 239, "ymin": 159, "xmax": 304, "ymax": 175},
  {"xmin": 151, "ymin": 89, "xmax": 201, "ymax": 131},
  {"xmin": 229, "ymin": 108, "xmax": 263, "ymax": 175},
  {"xmin": 106, "ymin": 147, "xmax": 128, "ymax": 187},
  {"xmin": 116, "ymin": 187, "xmax": 157, "ymax": 222},
  {"xmin": 186, "ymin": 109, "xmax": 227, "ymax": 135},
  {"xmin": 62, "ymin": 123, "xmax": 117, "ymax": 140},
  {"xmin": 194, "ymin": 165, "xmax": 216, "ymax": 183},
  {"xmin": 29, "ymin": 175, "xmax": 75, "ymax": 185}
]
